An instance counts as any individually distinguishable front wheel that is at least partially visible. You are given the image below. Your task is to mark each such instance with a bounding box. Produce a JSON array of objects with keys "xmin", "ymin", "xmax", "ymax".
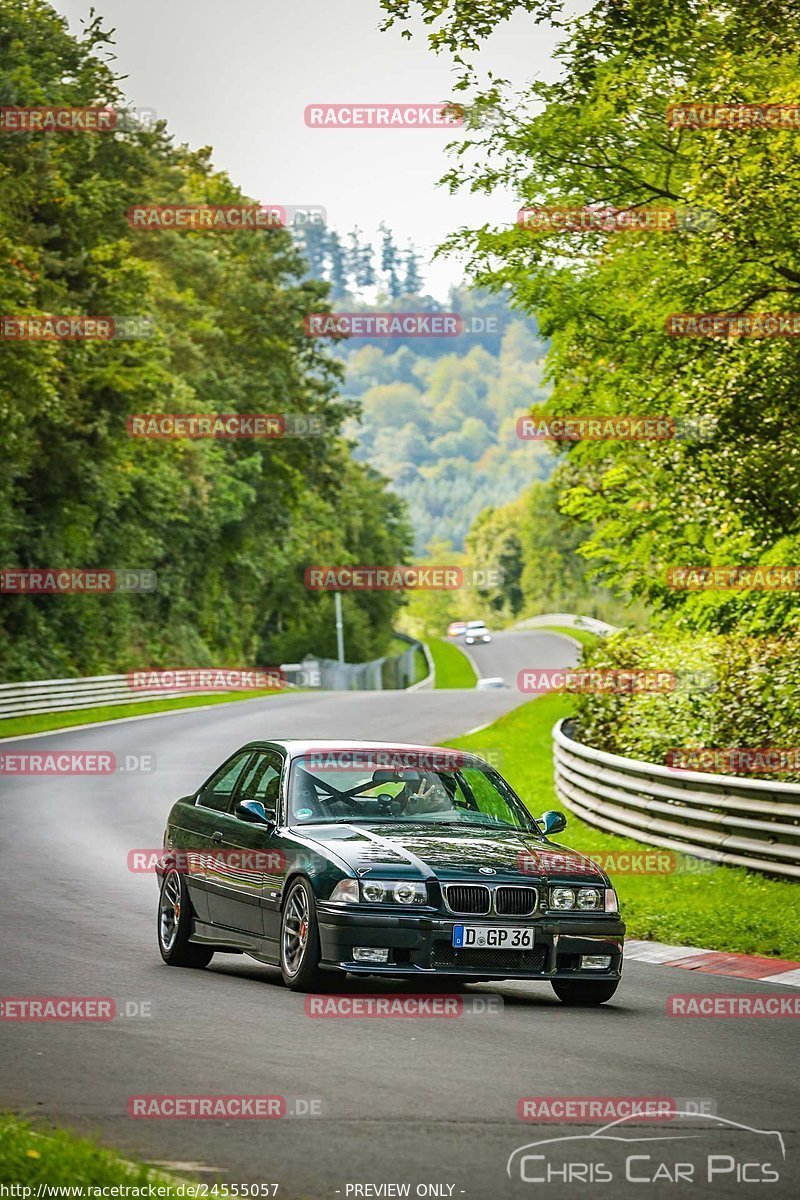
[
  {"xmin": 551, "ymin": 978, "xmax": 619, "ymax": 1006},
  {"xmin": 158, "ymin": 868, "xmax": 214, "ymax": 968},
  {"xmin": 280, "ymin": 878, "xmax": 325, "ymax": 992}
]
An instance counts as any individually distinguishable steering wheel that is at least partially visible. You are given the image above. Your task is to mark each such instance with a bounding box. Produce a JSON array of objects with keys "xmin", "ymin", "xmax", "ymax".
[{"xmin": 376, "ymin": 791, "xmax": 403, "ymax": 816}]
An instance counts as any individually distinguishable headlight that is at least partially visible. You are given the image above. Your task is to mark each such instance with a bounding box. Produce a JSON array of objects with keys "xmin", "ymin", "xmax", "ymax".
[
  {"xmin": 364, "ymin": 879, "xmax": 427, "ymax": 905},
  {"xmin": 329, "ymin": 879, "xmax": 360, "ymax": 904},
  {"xmin": 551, "ymin": 885, "xmax": 607, "ymax": 911},
  {"xmin": 392, "ymin": 880, "xmax": 427, "ymax": 905},
  {"xmin": 330, "ymin": 878, "xmax": 428, "ymax": 906},
  {"xmin": 362, "ymin": 880, "xmax": 388, "ymax": 903},
  {"xmin": 550, "ymin": 886, "xmax": 575, "ymax": 910}
]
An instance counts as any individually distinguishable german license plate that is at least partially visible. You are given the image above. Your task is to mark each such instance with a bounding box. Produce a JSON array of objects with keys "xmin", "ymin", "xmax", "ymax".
[{"xmin": 452, "ymin": 925, "xmax": 534, "ymax": 949}]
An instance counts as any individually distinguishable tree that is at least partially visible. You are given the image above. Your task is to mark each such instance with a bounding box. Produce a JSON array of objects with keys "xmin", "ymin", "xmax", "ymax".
[
  {"xmin": 378, "ymin": 0, "xmax": 800, "ymax": 635},
  {"xmin": 348, "ymin": 227, "xmax": 377, "ymax": 292},
  {"xmin": 0, "ymin": 0, "xmax": 410, "ymax": 678},
  {"xmin": 296, "ymin": 222, "xmax": 327, "ymax": 280},
  {"xmin": 400, "ymin": 539, "xmax": 466, "ymax": 638},
  {"xmin": 401, "ymin": 243, "xmax": 424, "ymax": 295},
  {"xmin": 325, "ymin": 230, "xmax": 349, "ymax": 299},
  {"xmin": 379, "ymin": 222, "xmax": 403, "ymax": 299}
]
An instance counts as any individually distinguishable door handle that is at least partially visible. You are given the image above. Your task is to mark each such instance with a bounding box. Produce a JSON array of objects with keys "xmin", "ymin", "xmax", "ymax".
[{"xmin": 211, "ymin": 831, "xmax": 223, "ymax": 843}]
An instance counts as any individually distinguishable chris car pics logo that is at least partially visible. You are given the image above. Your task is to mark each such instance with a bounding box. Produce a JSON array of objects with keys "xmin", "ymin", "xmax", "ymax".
[{"xmin": 507, "ymin": 1111, "xmax": 785, "ymax": 1185}]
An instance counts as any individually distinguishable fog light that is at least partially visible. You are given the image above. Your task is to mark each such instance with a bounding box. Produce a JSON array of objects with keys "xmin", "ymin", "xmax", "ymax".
[
  {"xmin": 352, "ymin": 948, "xmax": 390, "ymax": 964},
  {"xmin": 581, "ymin": 955, "xmax": 612, "ymax": 970}
]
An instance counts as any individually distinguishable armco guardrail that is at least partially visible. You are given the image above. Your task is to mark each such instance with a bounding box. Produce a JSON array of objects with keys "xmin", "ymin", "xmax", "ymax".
[
  {"xmin": 515, "ymin": 612, "xmax": 621, "ymax": 636},
  {"xmin": 553, "ymin": 718, "xmax": 800, "ymax": 880},
  {"xmin": 283, "ymin": 633, "xmax": 431, "ymax": 693},
  {"xmin": 0, "ymin": 674, "xmax": 173, "ymax": 718},
  {"xmin": 1, "ymin": 636, "xmax": 432, "ymax": 720},
  {"xmin": 0, "ymin": 673, "xmax": 280, "ymax": 719}
]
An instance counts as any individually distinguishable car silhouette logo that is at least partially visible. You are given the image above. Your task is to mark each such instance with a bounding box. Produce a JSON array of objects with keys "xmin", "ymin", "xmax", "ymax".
[{"xmin": 507, "ymin": 1110, "xmax": 786, "ymax": 1179}]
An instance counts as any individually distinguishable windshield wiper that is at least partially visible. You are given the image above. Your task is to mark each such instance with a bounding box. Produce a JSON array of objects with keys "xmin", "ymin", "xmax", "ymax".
[
  {"xmin": 298, "ymin": 815, "xmax": 399, "ymax": 825},
  {"xmin": 298, "ymin": 817, "xmax": 358, "ymax": 825}
]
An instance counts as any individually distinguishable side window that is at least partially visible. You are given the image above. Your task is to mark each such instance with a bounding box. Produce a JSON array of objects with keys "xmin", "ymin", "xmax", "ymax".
[
  {"xmin": 236, "ymin": 751, "xmax": 284, "ymax": 815},
  {"xmin": 197, "ymin": 751, "xmax": 254, "ymax": 813}
]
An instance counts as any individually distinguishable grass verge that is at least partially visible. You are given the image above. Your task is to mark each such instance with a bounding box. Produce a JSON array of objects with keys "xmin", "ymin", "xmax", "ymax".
[
  {"xmin": 0, "ymin": 688, "xmax": 287, "ymax": 741},
  {"xmin": 429, "ymin": 637, "xmax": 477, "ymax": 689},
  {"xmin": 445, "ymin": 692, "xmax": 800, "ymax": 960},
  {"xmin": 411, "ymin": 644, "xmax": 430, "ymax": 685},
  {"xmin": 0, "ymin": 1112, "xmax": 188, "ymax": 1190}
]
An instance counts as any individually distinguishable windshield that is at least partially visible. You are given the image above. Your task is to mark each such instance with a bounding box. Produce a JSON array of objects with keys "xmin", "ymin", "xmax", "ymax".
[{"xmin": 287, "ymin": 750, "xmax": 536, "ymax": 831}]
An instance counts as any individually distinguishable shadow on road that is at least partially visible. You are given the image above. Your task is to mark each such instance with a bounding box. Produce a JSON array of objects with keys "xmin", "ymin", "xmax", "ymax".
[{"xmin": 197, "ymin": 956, "xmax": 635, "ymax": 1013}]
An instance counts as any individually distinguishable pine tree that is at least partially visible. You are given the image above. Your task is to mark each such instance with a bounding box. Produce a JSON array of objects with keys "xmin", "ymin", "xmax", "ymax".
[
  {"xmin": 357, "ymin": 239, "xmax": 377, "ymax": 290},
  {"xmin": 326, "ymin": 230, "xmax": 349, "ymax": 299},
  {"xmin": 297, "ymin": 223, "xmax": 327, "ymax": 280},
  {"xmin": 379, "ymin": 222, "xmax": 402, "ymax": 299},
  {"xmin": 401, "ymin": 243, "xmax": 424, "ymax": 296}
]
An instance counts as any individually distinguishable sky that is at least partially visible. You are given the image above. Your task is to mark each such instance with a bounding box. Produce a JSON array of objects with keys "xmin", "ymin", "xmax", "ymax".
[{"xmin": 52, "ymin": 0, "xmax": 571, "ymax": 298}]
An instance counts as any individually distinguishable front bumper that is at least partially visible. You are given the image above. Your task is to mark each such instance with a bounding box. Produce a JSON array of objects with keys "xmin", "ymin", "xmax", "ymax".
[{"xmin": 317, "ymin": 905, "xmax": 625, "ymax": 980}]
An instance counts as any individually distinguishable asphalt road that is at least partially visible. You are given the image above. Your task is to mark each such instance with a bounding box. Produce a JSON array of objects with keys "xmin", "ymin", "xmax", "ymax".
[
  {"xmin": 451, "ymin": 626, "xmax": 565, "ymax": 688},
  {"xmin": 1, "ymin": 631, "xmax": 797, "ymax": 1199}
]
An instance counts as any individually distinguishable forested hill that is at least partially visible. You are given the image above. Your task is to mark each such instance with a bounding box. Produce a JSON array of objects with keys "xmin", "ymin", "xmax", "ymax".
[
  {"xmin": 294, "ymin": 225, "xmax": 553, "ymax": 552},
  {"xmin": 0, "ymin": 0, "xmax": 410, "ymax": 680}
]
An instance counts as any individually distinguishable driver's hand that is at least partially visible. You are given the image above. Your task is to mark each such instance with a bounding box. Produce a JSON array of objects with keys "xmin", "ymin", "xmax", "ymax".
[{"xmin": 409, "ymin": 780, "xmax": 446, "ymax": 811}]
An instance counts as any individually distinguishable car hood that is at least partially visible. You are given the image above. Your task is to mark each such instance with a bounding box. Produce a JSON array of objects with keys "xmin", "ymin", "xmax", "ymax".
[{"xmin": 298, "ymin": 821, "xmax": 606, "ymax": 883}]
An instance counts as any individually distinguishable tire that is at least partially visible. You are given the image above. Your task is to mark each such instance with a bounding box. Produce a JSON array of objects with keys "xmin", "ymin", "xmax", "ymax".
[
  {"xmin": 280, "ymin": 877, "xmax": 325, "ymax": 992},
  {"xmin": 551, "ymin": 978, "xmax": 619, "ymax": 1006},
  {"xmin": 158, "ymin": 867, "xmax": 214, "ymax": 968}
]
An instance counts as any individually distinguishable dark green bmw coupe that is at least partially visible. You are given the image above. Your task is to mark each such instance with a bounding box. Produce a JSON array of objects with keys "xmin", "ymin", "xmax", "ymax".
[{"xmin": 156, "ymin": 740, "xmax": 625, "ymax": 1003}]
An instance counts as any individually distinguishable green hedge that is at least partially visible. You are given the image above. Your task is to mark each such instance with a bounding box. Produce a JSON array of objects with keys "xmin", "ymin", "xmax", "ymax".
[{"xmin": 571, "ymin": 632, "xmax": 800, "ymax": 781}]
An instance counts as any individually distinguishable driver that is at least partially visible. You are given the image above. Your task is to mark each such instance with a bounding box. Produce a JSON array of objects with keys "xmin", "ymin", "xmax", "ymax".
[{"xmin": 396, "ymin": 771, "xmax": 453, "ymax": 815}]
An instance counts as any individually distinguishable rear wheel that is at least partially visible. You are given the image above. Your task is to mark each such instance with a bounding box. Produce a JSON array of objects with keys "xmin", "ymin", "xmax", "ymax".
[
  {"xmin": 158, "ymin": 868, "xmax": 214, "ymax": 968},
  {"xmin": 280, "ymin": 878, "xmax": 325, "ymax": 992},
  {"xmin": 551, "ymin": 978, "xmax": 619, "ymax": 1006}
]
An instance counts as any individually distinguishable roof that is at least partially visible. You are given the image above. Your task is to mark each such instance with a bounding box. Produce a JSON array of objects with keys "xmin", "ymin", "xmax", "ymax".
[{"xmin": 242, "ymin": 738, "xmax": 477, "ymax": 759}]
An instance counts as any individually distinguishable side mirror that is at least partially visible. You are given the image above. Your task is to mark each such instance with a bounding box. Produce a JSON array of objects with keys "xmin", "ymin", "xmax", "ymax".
[
  {"xmin": 539, "ymin": 809, "xmax": 567, "ymax": 837},
  {"xmin": 235, "ymin": 799, "xmax": 275, "ymax": 825}
]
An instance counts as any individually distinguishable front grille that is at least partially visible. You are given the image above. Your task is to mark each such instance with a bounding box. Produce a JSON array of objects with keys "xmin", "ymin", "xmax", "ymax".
[
  {"xmin": 443, "ymin": 884, "xmax": 490, "ymax": 914},
  {"xmin": 495, "ymin": 886, "xmax": 538, "ymax": 916},
  {"xmin": 432, "ymin": 943, "xmax": 547, "ymax": 973}
]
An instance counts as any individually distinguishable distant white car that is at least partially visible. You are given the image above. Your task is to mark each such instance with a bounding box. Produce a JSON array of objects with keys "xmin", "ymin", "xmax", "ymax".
[
  {"xmin": 447, "ymin": 621, "xmax": 467, "ymax": 637},
  {"xmin": 464, "ymin": 621, "xmax": 491, "ymax": 645},
  {"xmin": 476, "ymin": 676, "xmax": 508, "ymax": 690}
]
